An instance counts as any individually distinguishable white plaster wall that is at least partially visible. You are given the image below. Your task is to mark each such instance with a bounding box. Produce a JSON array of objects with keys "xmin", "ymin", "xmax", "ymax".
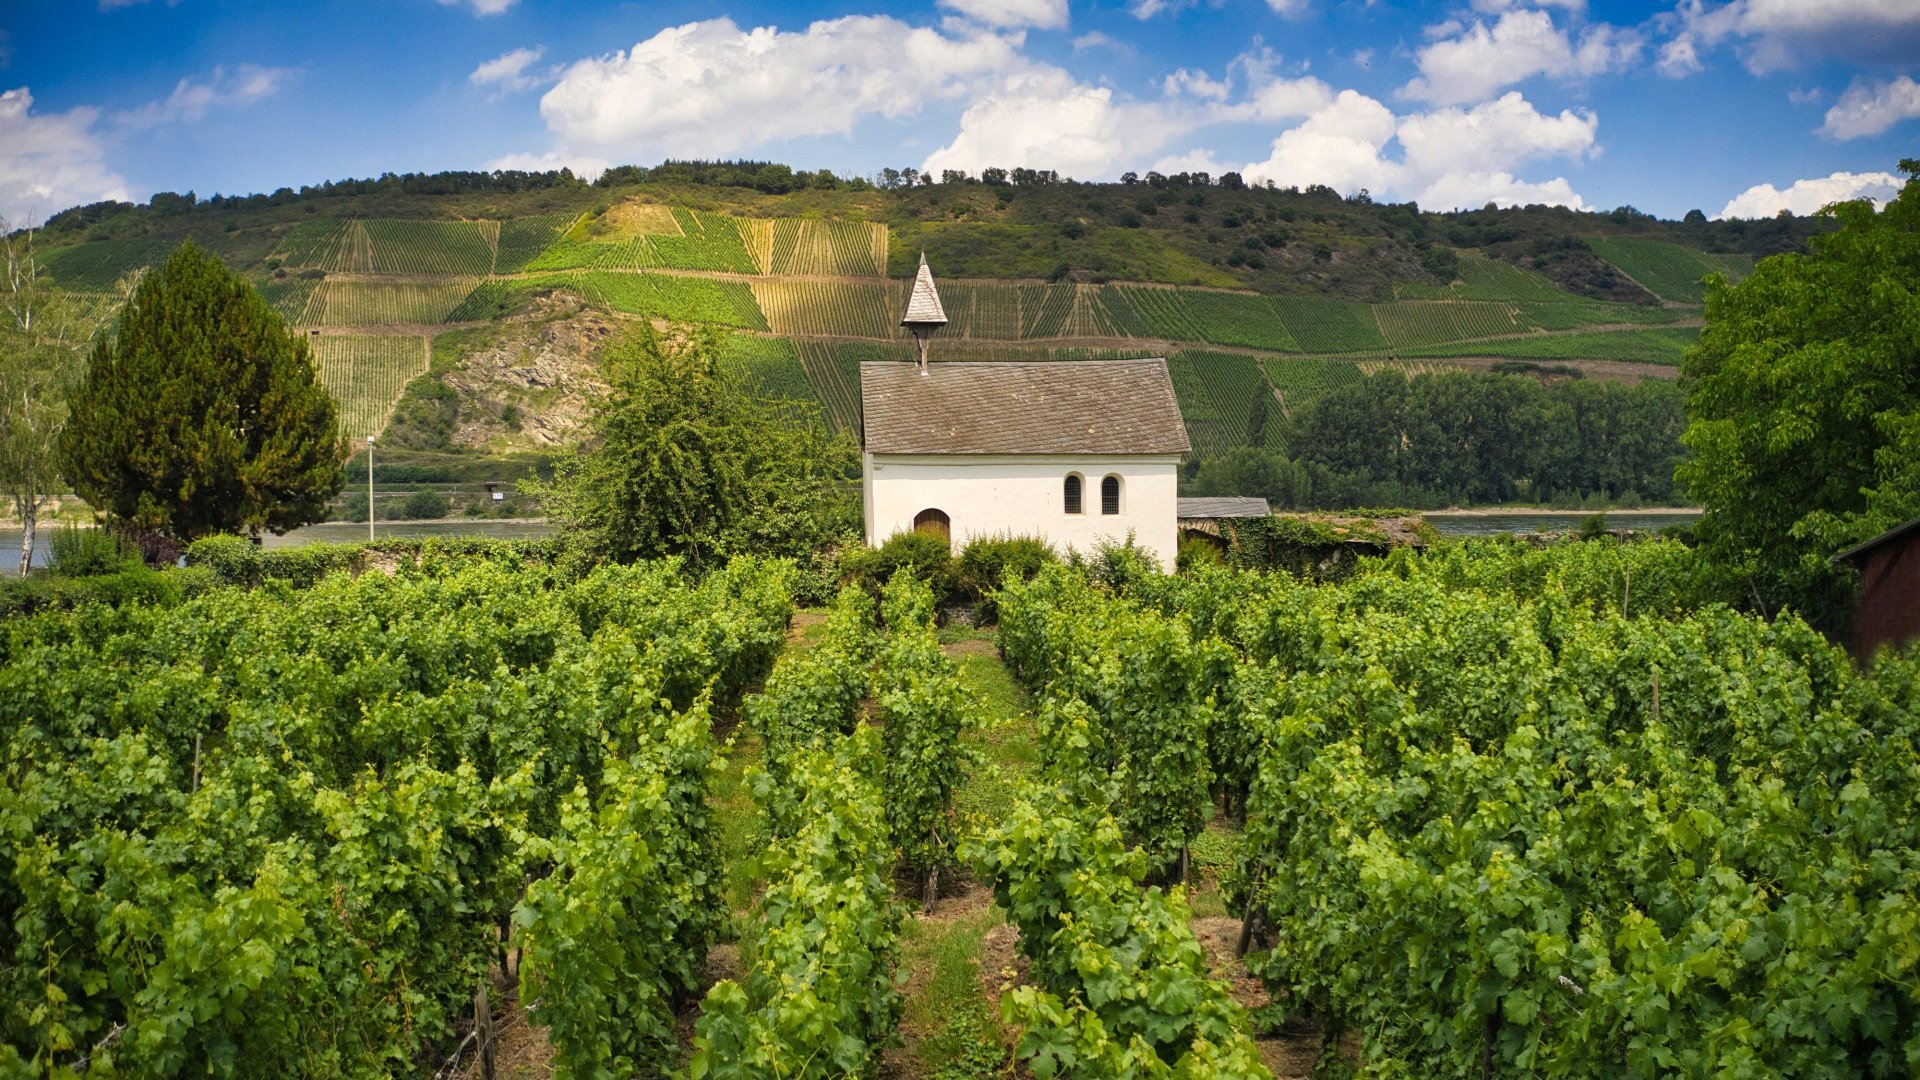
[{"xmin": 863, "ymin": 453, "xmax": 1182, "ymax": 570}]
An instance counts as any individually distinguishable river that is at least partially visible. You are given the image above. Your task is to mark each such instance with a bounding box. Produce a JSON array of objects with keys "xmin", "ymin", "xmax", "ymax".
[
  {"xmin": 0, "ymin": 519, "xmax": 558, "ymax": 576},
  {"xmin": 1422, "ymin": 510, "xmax": 1701, "ymax": 537},
  {"xmin": 260, "ymin": 520, "xmax": 558, "ymax": 548}
]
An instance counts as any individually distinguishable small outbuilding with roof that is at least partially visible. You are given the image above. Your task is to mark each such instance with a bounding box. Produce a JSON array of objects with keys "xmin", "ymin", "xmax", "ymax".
[
  {"xmin": 1833, "ymin": 514, "xmax": 1920, "ymax": 658},
  {"xmin": 860, "ymin": 259, "xmax": 1190, "ymax": 569}
]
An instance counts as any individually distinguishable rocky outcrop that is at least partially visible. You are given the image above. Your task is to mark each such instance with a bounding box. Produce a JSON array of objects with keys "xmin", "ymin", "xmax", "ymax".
[{"xmin": 440, "ymin": 293, "xmax": 615, "ymax": 451}]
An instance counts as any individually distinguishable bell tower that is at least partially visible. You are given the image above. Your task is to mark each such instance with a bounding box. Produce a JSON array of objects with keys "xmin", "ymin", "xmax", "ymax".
[{"xmin": 901, "ymin": 252, "xmax": 948, "ymax": 372}]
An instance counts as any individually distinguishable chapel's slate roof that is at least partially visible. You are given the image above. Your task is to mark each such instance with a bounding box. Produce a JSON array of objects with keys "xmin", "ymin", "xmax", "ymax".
[
  {"xmin": 1178, "ymin": 497, "xmax": 1271, "ymax": 519},
  {"xmin": 861, "ymin": 359, "xmax": 1191, "ymax": 455},
  {"xmin": 901, "ymin": 254, "xmax": 949, "ymax": 326}
]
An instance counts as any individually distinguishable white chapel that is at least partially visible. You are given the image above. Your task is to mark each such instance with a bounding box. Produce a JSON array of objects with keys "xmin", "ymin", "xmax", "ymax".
[{"xmin": 859, "ymin": 258, "xmax": 1190, "ymax": 570}]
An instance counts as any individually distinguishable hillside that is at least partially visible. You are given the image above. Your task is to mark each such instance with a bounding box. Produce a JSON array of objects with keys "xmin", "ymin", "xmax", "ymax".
[{"xmin": 26, "ymin": 165, "xmax": 1827, "ymax": 466}]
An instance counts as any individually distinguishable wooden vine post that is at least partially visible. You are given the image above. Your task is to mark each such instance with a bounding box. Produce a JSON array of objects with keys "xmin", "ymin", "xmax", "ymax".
[
  {"xmin": 474, "ymin": 983, "xmax": 496, "ymax": 1080},
  {"xmin": 923, "ymin": 824, "xmax": 940, "ymax": 914}
]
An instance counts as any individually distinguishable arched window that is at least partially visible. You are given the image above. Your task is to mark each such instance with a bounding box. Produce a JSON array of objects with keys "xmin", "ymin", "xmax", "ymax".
[
  {"xmin": 1101, "ymin": 475, "xmax": 1122, "ymax": 515},
  {"xmin": 1063, "ymin": 474, "xmax": 1084, "ymax": 514},
  {"xmin": 913, "ymin": 508, "xmax": 951, "ymax": 541}
]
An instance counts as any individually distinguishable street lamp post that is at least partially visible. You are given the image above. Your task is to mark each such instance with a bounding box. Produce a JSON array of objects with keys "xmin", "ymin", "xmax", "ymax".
[{"xmin": 366, "ymin": 435, "xmax": 376, "ymax": 542}]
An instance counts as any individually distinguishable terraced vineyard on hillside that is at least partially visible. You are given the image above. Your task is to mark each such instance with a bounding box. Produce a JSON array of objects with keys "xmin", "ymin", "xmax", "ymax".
[
  {"xmin": 763, "ymin": 218, "xmax": 889, "ymax": 277},
  {"xmin": 1516, "ymin": 299, "xmax": 1695, "ymax": 330},
  {"xmin": 308, "ymin": 333, "xmax": 430, "ymax": 438},
  {"xmin": 1397, "ymin": 251, "xmax": 1569, "ymax": 303},
  {"xmin": 299, "ymin": 279, "xmax": 479, "ymax": 326},
  {"xmin": 1271, "ymin": 296, "xmax": 1389, "ymax": 353},
  {"xmin": 1164, "ymin": 350, "xmax": 1274, "ymax": 455},
  {"xmin": 1261, "ymin": 356, "xmax": 1365, "ymax": 413},
  {"xmin": 755, "ymin": 280, "xmax": 898, "ymax": 339},
  {"xmin": 795, "ymin": 340, "xmax": 880, "ymax": 430},
  {"xmin": 39, "ymin": 237, "xmax": 171, "ymax": 289},
  {"xmin": 718, "ymin": 333, "xmax": 818, "ymax": 406},
  {"xmin": 1374, "ymin": 301, "xmax": 1530, "ymax": 349},
  {"xmin": 1401, "ymin": 326, "xmax": 1702, "ymax": 365},
  {"xmin": 34, "ymin": 193, "xmax": 1741, "ymax": 455},
  {"xmin": 1585, "ymin": 237, "xmax": 1750, "ymax": 304}
]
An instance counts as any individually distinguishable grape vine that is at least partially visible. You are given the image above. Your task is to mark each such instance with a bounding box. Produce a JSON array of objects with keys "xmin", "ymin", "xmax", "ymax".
[
  {"xmin": 691, "ymin": 726, "xmax": 901, "ymax": 1076},
  {"xmin": 872, "ymin": 573, "xmax": 973, "ymax": 907},
  {"xmin": 0, "ymin": 555, "xmax": 797, "ymax": 1076}
]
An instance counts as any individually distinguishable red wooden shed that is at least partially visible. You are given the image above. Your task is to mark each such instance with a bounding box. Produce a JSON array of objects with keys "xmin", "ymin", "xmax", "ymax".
[{"xmin": 1834, "ymin": 515, "xmax": 1920, "ymax": 659}]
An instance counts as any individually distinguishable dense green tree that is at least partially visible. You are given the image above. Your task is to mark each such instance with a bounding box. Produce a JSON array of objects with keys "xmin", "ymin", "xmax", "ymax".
[
  {"xmin": 1537, "ymin": 379, "xmax": 1686, "ymax": 503},
  {"xmin": 59, "ymin": 242, "xmax": 343, "ymax": 540},
  {"xmin": 1271, "ymin": 369, "xmax": 1685, "ymax": 508},
  {"xmin": 1287, "ymin": 371, "xmax": 1549, "ymax": 505},
  {"xmin": 534, "ymin": 325, "xmax": 858, "ymax": 566},
  {"xmin": 1678, "ymin": 160, "xmax": 1920, "ymax": 626},
  {"xmin": 1188, "ymin": 447, "xmax": 1310, "ymax": 507}
]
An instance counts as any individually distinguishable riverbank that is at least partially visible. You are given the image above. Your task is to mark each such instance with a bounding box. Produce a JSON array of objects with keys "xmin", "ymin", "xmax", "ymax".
[
  {"xmin": 2, "ymin": 518, "xmax": 559, "ymax": 576},
  {"xmin": 1422, "ymin": 506, "xmax": 1701, "ymax": 517}
]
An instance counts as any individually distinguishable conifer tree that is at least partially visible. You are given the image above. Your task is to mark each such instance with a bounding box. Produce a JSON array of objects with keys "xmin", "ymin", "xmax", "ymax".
[{"xmin": 60, "ymin": 242, "xmax": 343, "ymax": 539}]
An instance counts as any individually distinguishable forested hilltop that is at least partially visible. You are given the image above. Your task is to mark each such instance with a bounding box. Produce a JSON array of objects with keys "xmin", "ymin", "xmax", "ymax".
[{"xmin": 17, "ymin": 160, "xmax": 1830, "ymax": 505}]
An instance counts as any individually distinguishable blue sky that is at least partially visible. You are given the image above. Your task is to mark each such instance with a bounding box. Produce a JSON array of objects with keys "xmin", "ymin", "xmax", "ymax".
[{"xmin": 2, "ymin": 0, "xmax": 1916, "ymax": 226}]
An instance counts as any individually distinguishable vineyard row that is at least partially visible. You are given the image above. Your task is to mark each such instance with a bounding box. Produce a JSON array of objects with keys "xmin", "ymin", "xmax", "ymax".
[{"xmin": 994, "ymin": 542, "xmax": 1920, "ymax": 1077}]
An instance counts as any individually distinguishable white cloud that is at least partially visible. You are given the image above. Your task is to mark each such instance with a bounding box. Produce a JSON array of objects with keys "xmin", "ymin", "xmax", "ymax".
[
  {"xmin": 470, "ymin": 46, "xmax": 547, "ymax": 94},
  {"xmin": 1266, "ymin": 0, "xmax": 1312, "ymax": 17},
  {"xmin": 1210, "ymin": 50, "xmax": 1335, "ymax": 122},
  {"xmin": 1717, "ymin": 170, "xmax": 1905, "ymax": 218},
  {"xmin": 1673, "ymin": 0, "xmax": 1920, "ymax": 73},
  {"xmin": 1571, "ymin": 23, "xmax": 1640, "ymax": 73},
  {"xmin": 1397, "ymin": 91, "xmax": 1597, "ymax": 180},
  {"xmin": 1414, "ymin": 171, "xmax": 1588, "ymax": 209},
  {"xmin": 1070, "ymin": 30, "xmax": 1130, "ymax": 53},
  {"xmin": 1403, "ymin": 9, "xmax": 1640, "ymax": 105},
  {"xmin": 435, "ymin": 0, "xmax": 517, "ymax": 16},
  {"xmin": 937, "ymin": 0, "xmax": 1068, "ymax": 30},
  {"xmin": 539, "ymin": 16, "xmax": 1027, "ymax": 156},
  {"xmin": 921, "ymin": 68, "xmax": 1186, "ymax": 179},
  {"xmin": 0, "ymin": 65, "xmax": 288, "ymax": 224},
  {"xmin": 0, "ymin": 87, "xmax": 131, "ymax": 228},
  {"xmin": 512, "ymin": 14, "xmax": 1597, "ymax": 206},
  {"xmin": 1127, "ymin": 0, "xmax": 1207, "ymax": 19},
  {"xmin": 483, "ymin": 150, "xmax": 608, "ymax": 179},
  {"xmin": 1150, "ymin": 149, "xmax": 1230, "ymax": 175},
  {"xmin": 1164, "ymin": 68, "xmax": 1231, "ymax": 101},
  {"xmin": 1819, "ymin": 76, "xmax": 1920, "ymax": 140},
  {"xmin": 115, "ymin": 64, "xmax": 293, "ymax": 128},
  {"xmin": 1471, "ymin": 0, "xmax": 1586, "ymax": 11},
  {"xmin": 1240, "ymin": 89, "xmax": 1597, "ymax": 209},
  {"xmin": 1242, "ymin": 90, "xmax": 1400, "ymax": 194},
  {"xmin": 1233, "ymin": 74, "xmax": 1336, "ymax": 121},
  {"xmin": 1654, "ymin": 34, "xmax": 1702, "ymax": 76}
]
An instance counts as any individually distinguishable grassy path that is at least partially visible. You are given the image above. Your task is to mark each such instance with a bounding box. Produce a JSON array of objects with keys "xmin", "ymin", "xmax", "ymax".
[
  {"xmin": 891, "ymin": 626, "xmax": 1323, "ymax": 1078},
  {"xmin": 883, "ymin": 627, "xmax": 1037, "ymax": 1078},
  {"xmin": 459, "ymin": 613, "xmax": 1318, "ymax": 1078}
]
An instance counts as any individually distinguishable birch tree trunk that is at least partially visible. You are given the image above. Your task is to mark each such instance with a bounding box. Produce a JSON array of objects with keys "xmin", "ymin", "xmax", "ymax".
[{"xmin": 17, "ymin": 499, "xmax": 34, "ymax": 577}]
